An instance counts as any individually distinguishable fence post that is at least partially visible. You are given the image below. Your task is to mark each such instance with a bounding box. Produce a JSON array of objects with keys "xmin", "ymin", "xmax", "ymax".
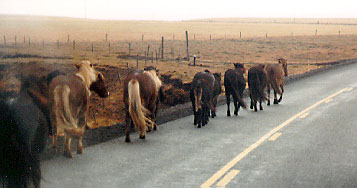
[
  {"xmin": 28, "ymin": 37, "xmax": 30, "ymax": 46},
  {"xmin": 67, "ymin": 34, "xmax": 70, "ymax": 43},
  {"xmin": 186, "ymin": 31, "xmax": 190, "ymax": 61},
  {"xmin": 266, "ymin": 33, "xmax": 268, "ymax": 38},
  {"xmin": 193, "ymin": 55, "xmax": 197, "ymax": 66},
  {"xmin": 106, "ymin": 33, "xmax": 108, "ymax": 42},
  {"xmin": 73, "ymin": 40, "xmax": 75, "ymax": 50},
  {"xmin": 142, "ymin": 34, "xmax": 144, "ymax": 41},
  {"xmin": 145, "ymin": 50, "xmax": 147, "ymax": 64},
  {"xmin": 210, "ymin": 34, "xmax": 211, "ymax": 40},
  {"xmin": 339, "ymin": 30, "xmax": 341, "ymax": 36},
  {"xmin": 91, "ymin": 43, "xmax": 94, "ymax": 53},
  {"xmin": 129, "ymin": 43, "xmax": 131, "ymax": 56},
  {"xmin": 3, "ymin": 35, "xmax": 6, "ymax": 46},
  {"xmin": 240, "ymin": 32, "xmax": 241, "ymax": 39},
  {"xmin": 151, "ymin": 52, "xmax": 154, "ymax": 63},
  {"xmin": 161, "ymin": 36, "xmax": 164, "ymax": 59},
  {"xmin": 136, "ymin": 55, "xmax": 139, "ymax": 69},
  {"xmin": 108, "ymin": 42, "xmax": 111, "ymax": 52},
  {"xmin": 57, "ymin": 40, "xmax": 60, "ymax": 49},
  {"xmin": 15, "ymin": 35, "xmax": 16, "ymax": 46},
  {"xmin": 147, "ymin": 45, "xmax": 150, "ymax": 58},
  {"xmin": 315, "ymin": 29, "xmax": 317, "ymax": 36}
]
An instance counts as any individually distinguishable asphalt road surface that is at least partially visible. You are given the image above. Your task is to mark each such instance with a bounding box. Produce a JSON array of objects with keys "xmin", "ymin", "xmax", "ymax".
[{"xmin": 42, "ymin": 62, "xmax": 357, "ymax": 188}]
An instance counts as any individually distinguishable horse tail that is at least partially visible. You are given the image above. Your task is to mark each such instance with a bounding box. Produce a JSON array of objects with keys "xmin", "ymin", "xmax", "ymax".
[
  {"xmin": 269, "ymin": 69, "xmax": 282, "ymax": 95},
  {"xmin": 232, "ymin": 87, "xmax": 247, "ymax": 109},
  {"xmin": 128, "ymin": 80, "xmax": 154, "ymax": 134},
  {"xmin": 194, "ymin": 86, "xmax": 203, "ymax": 112},
  {"xmin": 55, "ymin": 86, "xmax": 85, "ymax": 137}
]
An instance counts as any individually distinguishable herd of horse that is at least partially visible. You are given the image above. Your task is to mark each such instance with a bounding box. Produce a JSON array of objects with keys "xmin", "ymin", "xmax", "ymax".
[{"xmin": 0, "ymin": 58, "xmax": 288, "ymax": 187}]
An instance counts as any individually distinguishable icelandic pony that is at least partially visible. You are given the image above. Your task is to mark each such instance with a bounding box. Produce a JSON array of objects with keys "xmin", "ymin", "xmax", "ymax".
[
  {"xmin": 248, "ymin": 64, "xmax": 267, "ymax": 111},
  {"xmin": 123, "ymin": 66, "xmax": 162, "ymax": 142},
  {"xmin": 211, "ymin": 72, "xmax": 222, "ymax": 118},
  {"xmin": 190, "ymin": 71, "xmax": 216, "ymax": 128},
  {"xmin": 224, "ymin": 63, "xmax": 247, "ymax": 116},
  {"xmin": 264, "ymin": 58, "xmax": 288, "ymax": 105},
  {"xmin": 49, "ymin": 61, "xmax": 109, "ymax": 158},
  {"xmin": 0, "ymin": 78, "xmax": 49, "ymax": 187}
]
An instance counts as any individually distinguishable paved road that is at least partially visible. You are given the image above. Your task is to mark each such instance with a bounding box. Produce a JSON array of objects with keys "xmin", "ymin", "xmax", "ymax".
[{"xmin": 41, "ymin": 62, "xmax": 357, "ymax": 188}]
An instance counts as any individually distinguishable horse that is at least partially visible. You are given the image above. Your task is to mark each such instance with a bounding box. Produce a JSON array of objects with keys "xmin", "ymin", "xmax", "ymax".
[
  {"xmin": 224, "ymin": 63, "xmax": 247, "ymax": 116},
  {"xmin": 48, "ymin": 61, "xmax": 109, "ymax": 158},
  {"xmin": 0, "ymin": 78, "xmax": 49, "ymax": 187},
  {"xmin": 123, "ymin": 66, "xmax": 162, "ymax": 142},
  {"xmin": 190, "ymin": 71, "xmax": 216, "ymax": 128},
  {"xmin": 248, "ymin": 64, "xmax": 267, "ymax": 111},
  {"xmin": 264, "ymin": 58, "xmax": 288, "ymax": 105}
]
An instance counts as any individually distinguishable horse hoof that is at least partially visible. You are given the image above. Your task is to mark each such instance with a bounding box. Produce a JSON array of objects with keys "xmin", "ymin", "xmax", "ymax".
[
  {"xmin": 267, "ymin": 101, "xmax": 270, "ymax": 106},
  {"xmin": 77, "ymin": 147, "xmax": 83, "ymax": 154},
  {"xmin": 254, "ymin": 109, "xmax": 258, "ymax": 112},
  {"xmin": 234, "ymin": 111, "xmax": 238, "ymax": 116},
  {"xmin": 153, "ymin": 125, "xmax": 157, "ymax": 131},
  {"xmin": 197, "ymin": 124, "xmax": 202, "ymax": 128},
  {"xmin": 139, "ymin": 135, "xmax": 146, "ymax": 139},
  {"xmin": 274, "ymin": 99, "xmax": 279, "ymax": 104},
  {"xmin": 64, "ymin": 151, "xmax": 73, "ymax": 158},
  {"xmin": 125, "ymin": 136, "xmax": 131, "ymax": 143}
]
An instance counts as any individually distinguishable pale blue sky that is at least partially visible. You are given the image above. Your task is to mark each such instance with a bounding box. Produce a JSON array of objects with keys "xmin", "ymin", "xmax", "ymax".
[{"xmin": 0, "ymin": 0, "xmax": 356, "ymax": 20}]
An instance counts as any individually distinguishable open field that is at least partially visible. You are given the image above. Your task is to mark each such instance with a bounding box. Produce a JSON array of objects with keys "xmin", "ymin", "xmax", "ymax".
[{"xmin": 1, "ymin": 15, "xmax": 357, "ymax": 128}]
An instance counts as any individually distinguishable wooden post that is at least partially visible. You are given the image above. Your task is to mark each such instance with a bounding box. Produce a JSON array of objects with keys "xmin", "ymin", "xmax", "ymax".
[
  {"xmin": 28, "ymin": 37, "xmax": 30, "ymax": 46},
  {"xmin": 155, "ymin": 49, "xmax": 158, "ymax": 60},
  {"xmin": 210, "ymin": 34, "xmax": 211, "ymax": 40},
  {"xmin": 158, "ymin": 47, "xmax": 161, "ymax": 59},
  {"xmin": 315, "ymin": 29, "xmax": 317, "ymax": 36},
  {"xmin": 106, "ymin": 33, "xmax": 108, "ymax": 42},
  {"xmin": 161, "ymin": 36, "xmax": 164, "ymax": 59},
  {"xmin": 151, "ymin": 52, "xmax": 154, "ymax": 63},
  {"xmin": 73, "ymin": 40, "xmax": 75, "ymax": 50},
  {"xmin": 266, "ymin": 33, "xmax": 268, "ymax": 38},
  {"xmin": 57, "ymin": 40, "xmax": 60, "ymax": 49},
  {"xmin": 147, "ymin": 45, "xmax": 150, "ymax": 58},
  {"xmin": 185, "ymin": 31, "xmax": 190, "ymax": 61},
  {"xmin": 136, "ymin": 55, "xmax": 139, "ymax": 69},
  {"xmin": 129, "ymin": 43, "xmax": 131, "ymax": 56},
  {"xmin": 339, "ymin": 30, "xmax": 341, "ymax": 36},
  {"xmin": 142, "ymin": 34, "xmax": 144, "ymax": 41},
  {"xmin": 240, "ymin": 32, "xmax": 241, "ymax": 39},
  {"xmin": 145, "ymin": 50, "xmax": 147, "ymax": 64},
  {"xmin": 108, "ymin": 42, "xmax": 111, "ymax": 52},
  {"xmin": 91, "ymin": 43, "xmax": 94, "ymax": 52},
  {"xmin": 3, "ymin": 35, "xmax": 6, "ymax": 46},
  {"xmin": 67, "ymin": 34, "xmax": 70, "ymax": 43},
  {"xmin": 193, "ymin": 55, "xmax": 197, "ymax": 66}
]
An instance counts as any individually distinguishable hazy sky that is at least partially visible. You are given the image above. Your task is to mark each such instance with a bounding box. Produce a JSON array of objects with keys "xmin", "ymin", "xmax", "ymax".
[{"xmin": 0, "ymin": 0, "xmax": 356, "ymax": 21}]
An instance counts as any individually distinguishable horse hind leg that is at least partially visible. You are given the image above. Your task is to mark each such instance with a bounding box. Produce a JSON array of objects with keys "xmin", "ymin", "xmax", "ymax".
[
  {"xmin": 63, "ymin": 134, "xmax": 73, "ymax": 158},
  {"xmin": 233, "ymin": 95, "xmax": 239, "ymax": 116},
  {"xmin": 266, "ymin": 84, "xmax": 271, "ymax": 105},
  {"xmin": 278, "ymin": 84, "xmax": 284, "ymax": 103},
  {"xmin": 77, "ymin": 136, "xmax": 83, "ymax": 154},
  {"xmin": 250, "ymin": 94, "xmax": 254, "ymax": 110},
  {"xmin": 259, "ymin": 98, "xmax": 263, "ymax": 111},
  {"xmin": 273, "ymin": 90, "xmax": 279, "ymax": 104},
  {"xmin": 125, "ymin": 112, "xmax": 132, "ymax": 142},
  {"xmin": 226, "ymin": 93, "xmax": 231, "ymax": 116}
]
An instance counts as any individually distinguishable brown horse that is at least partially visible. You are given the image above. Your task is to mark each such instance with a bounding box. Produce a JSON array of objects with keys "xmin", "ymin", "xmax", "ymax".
[
  {"xmin": 190, "ymin": 71, "xmax": 217, "ymax": 128},
  {"xmin": 49, "ymin": 61, "xmax": 109, "ymax": 158},
  {"xmin": 264, "ymin": 58, "xmax": 288, "ymax": 105},
  {"xmin": 224, "ymin": 63, "xmax": 247, "ymax": 116},
  {"xmin": 211, "ymin": 72, "xmax": 222, "ymax": 118},
  {"xmin": 248, "ymin": 64, "xmax": 267, "ymax": 111},
  {"xmin": 123, "ymin": 66, "xmax": 162, "ymax": 142}
]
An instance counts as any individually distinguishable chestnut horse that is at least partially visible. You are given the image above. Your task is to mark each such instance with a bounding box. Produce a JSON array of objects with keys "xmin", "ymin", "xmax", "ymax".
[
  {"xmin": 123, "ymin": 66, "xmax": 162, "ymax": 142},
  {"xmin": 224, "ymin": 63, "xmax": 247, "ymax": 116},
  {"xmin": 248, "ymin": 64, "xmax": 267, "ymax": 111},
  {"xmin": 264, "ymin": 58, "xmax": 288, "ymax": 105},
  {"xmin": 49, "ymin": 61, "xmax": 109, "ymax": 158},
  {"xmin": 190, "ymin": 71, "xmax": 217, "ymax": 128},
  {"xmin": 0, "ymin": 77, "xmax": 49, "ymax": 187}
]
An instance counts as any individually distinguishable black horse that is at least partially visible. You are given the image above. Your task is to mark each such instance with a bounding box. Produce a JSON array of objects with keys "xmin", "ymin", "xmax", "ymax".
[
  {"xmin": 0, "ymin": 77, "xmax": 49, "ymax": 187},
  {"xmin": 190, "ymin": 71, "xmax": 217, "ymax": 128},
  {"xmin": 224, "ymin": 63, "xmax": 247, "ymax": 116},
  {"xmin": 248, "ymin": 64, "xmax": 267, "ymax": 111}
]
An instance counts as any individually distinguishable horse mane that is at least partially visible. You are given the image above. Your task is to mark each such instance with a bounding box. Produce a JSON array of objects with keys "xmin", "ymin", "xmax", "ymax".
[{"xmin": 144, "ymin": 70, "xmax": 162, "ymax": 92}]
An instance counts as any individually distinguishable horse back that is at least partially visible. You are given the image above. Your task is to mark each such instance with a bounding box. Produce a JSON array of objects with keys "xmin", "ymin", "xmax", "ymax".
[
  {"xmin": 265, "ymin": 64, "xmax": 284, "ymax": 83},
  {"xmin": 224, "ymin": 69, "xmax": 246, "ymax": 92},
  {"xmin": 248, "ymin": 66, "xmax": 267, "ymax": 100},
  {"xmin": 191, "ymin": 72, "xmax": 215, "ymax": 101}
]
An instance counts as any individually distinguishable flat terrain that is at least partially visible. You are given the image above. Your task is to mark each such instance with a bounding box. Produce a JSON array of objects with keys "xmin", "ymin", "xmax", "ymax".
[
  {"xmin": 41, "ymin": 60, "xmax": 357, "ymax": 188},
  {"xmin": 1, "ymin": 15, "xmax": 357, "ymax": 127}
]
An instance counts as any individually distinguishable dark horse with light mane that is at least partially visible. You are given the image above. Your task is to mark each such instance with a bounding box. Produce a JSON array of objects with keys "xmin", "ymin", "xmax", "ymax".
[
  {"xmin": 264, "ymin": 58, "xmax": 288, "ymax": 105},
  {"xmin": 190, "ymin": 70, "xmax": 219, "ymax": 128},
  {"xmin": 49, "ymin": 61, "xmax": 109, "ymax": 158},
  {"xmin": 0, "ymin": 76, "xmax": 50, "ymax": 187},
  {"xmin": 224, "ymin": 63, "xmax": 247, "ymax": 116},
  {"xmin": 123, "ymin": 66, "xmax": 162, "ymax": 142},
  {"xmin": 248, "ymin": 64, "xmax": 267, "ymax": 111}
]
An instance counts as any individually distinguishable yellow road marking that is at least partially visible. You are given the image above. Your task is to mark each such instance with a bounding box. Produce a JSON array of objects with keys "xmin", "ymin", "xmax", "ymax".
[
  {"xmin": 346, "ymin": 88, "xmax": 353, "ymax": 92},
  {"xmin": 200, "ymin": 87, "xmax": 351, "ymax": 188},
  {"xmin": 324, "ymin": 98, "xmax": 333, "ymax": 103},
  {"xmin": 216, "ymin": 170, "xmax": 240, "ymax": 187},
  {"xmin": 269, "ymin": 132, "xmax": 282, "ymax": 141},
  {"xmin": 299, "ymin": 112, "xmax": 310, "ymax": 119}
]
